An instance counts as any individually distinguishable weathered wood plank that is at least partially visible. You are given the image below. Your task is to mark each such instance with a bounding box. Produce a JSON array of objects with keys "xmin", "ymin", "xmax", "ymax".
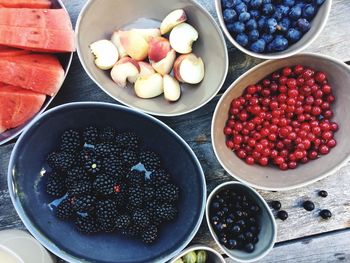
[{"xmin": 226, "ymin": 229, "xmax": 350, "ymax": 263}]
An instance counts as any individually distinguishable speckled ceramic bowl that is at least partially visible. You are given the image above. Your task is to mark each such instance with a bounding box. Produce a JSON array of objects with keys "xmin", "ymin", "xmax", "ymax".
[
  {"xmin": 215, "ymin": 0, "xmax": 332, "ymax": 59},
  {"xmin": 76, "ymin": 0, "xmax": 228, "ymax": 116},
  {"xmin": 8, "ymin": 102, "xmax": 206, "ymax": 263},
  {"xmin": 0, "ymin": 0, "xmax": 73, "ymax": 146}
]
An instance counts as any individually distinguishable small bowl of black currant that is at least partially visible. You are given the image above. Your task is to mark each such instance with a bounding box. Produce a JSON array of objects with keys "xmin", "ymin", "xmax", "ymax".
[
  {"xmin": 206, "ymin": 181, "xmax": 276, "ymax": 262},
  {"xmin": 215, "ymin": 0, "xmax": 332, "ymax": 59}
]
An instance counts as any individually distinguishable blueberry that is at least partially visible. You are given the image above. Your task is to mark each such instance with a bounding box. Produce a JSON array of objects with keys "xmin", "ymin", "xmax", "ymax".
[
  {"xmin": 250, "ymin": 39, "xmax": 266, "ymax": 53},
  {"xmin": 318, "ymin": 190, "xmax": 328, "ymax": 197},
  {"xmin": 273, "ymin": 5, "xmax": 289, "ymax": 21},
  {"xmin": 262, "ymin": 33, "xmax": 274, "ymax": 43},
  {"xmin": 262, "ymin": 0, "xmax": 271, "ymax": 3},
  {"xmin": 227, "ymin": 239, "xmax": 238, "ymax": 249},
  {"xmin": 237, "ymin": 233, "xmax": 246, "ymax": 243},
  {"xmin": 266, "ymin": 18, "xmax": 278, "ymax": 33},
  {"xmin": 257, "ymin": 16, "xmax": 267, "ymax": 30},
  {"xmin": 241, "ymin": 0, "xmax": 250, "ymax": 4},
  {"xmin": 272, "ymin": 10, "xmax": 283, "ymax": 21},
  {"xmin": 232, "ymin": 224, "xmax": 241, "ymax": 234},
  {"xmin": 279, "ymin": 17, "xmax": 291, "ymax": 32},
  {"xmin": 211, "ymin": 201, "xmax": 220, "ymax": 209},
  {"xmin": 262, "ymin": 3, "xmax": 275, "ymax": 15},
  {"xmin": 248, "ymin": 29, "xmax": 259, "ymax": 42},
  {"xmin": 250, "ymin": 204, "xmax": 260, "ymax": 213},
  {"xmin": 249, "ymin": 225, "xmax": 259, "ymax": 234},
  {"xmin": 252, "ymin": 236, "xmax": 259, "ymax": 244},
  {"xmin": 319, "ymin": 209, "xmax": 332, "ymax": 219},
  {"xmin": 289, "ymin": 5, "xmax": 302, "ymax": 20},
  {"xmin": 245, "ymin": 243, "xmax": 255, "ymax": 253},
  {"xmin": 231, "ymin": 21, "xmax": 245, "ymax": 33},
  {"xmin": 271, "ymin": 200, "xmax": 281, "ymax": 210},
  {"xmin": 283, "ymin": 0, "xmax": 295, "ymax": 7},
  {"xmin": 220, "ymin": 236, "xmax": 228, "ymax": 245},
  {"xmin": 236, "ymin": 33, "xmax": 249, "ymax": 46},
  {"xmin": 302, "ymin": 4, "xmax": 316, "ymax": 19},
  {"xmin": 249, "ymin": 0, "xmax": 262, "ymax": 9},
  {"xmin": 286, "ymin": 28, "xmax": 302, "ymax": 43},
  {"xmin": 235, "ymin": 2, "xmax": 247, "ymax": 13},
  {"xmin": 215, "ymin": 222, "xmax": 227, "ymax": 231},
  {"xmin": 236, "ymin": 219, "xmax": 246, "ymax": 228},
  {"xmin": 248, "ymin": 216, "xmax": 256, "ymax": 225},
  {"xmin": 223, "ymin": 8, "xmax": 237, "ymax": 23},
  {"xmin": 303, "ymin": 200, "xmax": 315, "ymax": 211},
  {"xmin": 235, "ymin": 210, "xmax": 243, "ymax": 218},
  {"xmin": 211, "ymin": 215, "xmax": 220, "ymax": 225},
  {"xmin": 246, "ymin": 19, "xmax": 257, "ymax": 30},
  {"xmin": 222, "ymin": 0, "xmax": 235, "ymax": 9},
  {"xmin": 244, "ymin": 231, "xmax": 254, "ymax": 242},
  {"xmin": 277, "ymin": 210, "xmax": 288, "ymax": 220},
  {"xmin": 250, "ymin": 9, "xmax": 260, "ymax": 19},
  {"xmin": 296, "ymin": 18, "xmax": 311, "ymax": 32},
  {"xmin": 239, "ymin": 12, "xmax": 250, "ymax": 22},
  {"xmin": 226, "ymin": 217, "xmax": 235, "ymax": 225},
  {"xmin": 316, "ymin": 0, "xmax": 325, "ymax": 6}
]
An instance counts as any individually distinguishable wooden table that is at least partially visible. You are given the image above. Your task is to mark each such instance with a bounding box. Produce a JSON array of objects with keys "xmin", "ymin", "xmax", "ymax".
[{"xmin": 1, "ymin": 0, "xmax": 350, "ymax": 262}]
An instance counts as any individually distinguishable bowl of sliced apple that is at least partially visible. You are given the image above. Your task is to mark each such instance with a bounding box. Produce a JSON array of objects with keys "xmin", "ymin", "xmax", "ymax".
[{"xmin": 76, "ymin": 0, "xmax": 228, "ymax": 116}]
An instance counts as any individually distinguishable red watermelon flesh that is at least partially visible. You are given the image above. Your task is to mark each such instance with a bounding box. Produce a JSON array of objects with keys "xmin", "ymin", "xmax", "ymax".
[
  {"xmin": 0, "ymin": 46, "xmax": 31, "ymax": 57},
  {"xmin": 0, "ymin": 54, "xmax": 65, "ymax": 96},
  {"xmin": 0, "ymin": 0, "xmax": 51, "ymax": 9},
  {"xmin": 0, "ymin": 25, "xmax": 75, "ymax": 53},
  {"xmin": 0, "ymin": 8, "xmax": 72, "ymax": 31},
  {"xmin": 0, "ymin": 85, "xmax": 46, "ymax": 133}
]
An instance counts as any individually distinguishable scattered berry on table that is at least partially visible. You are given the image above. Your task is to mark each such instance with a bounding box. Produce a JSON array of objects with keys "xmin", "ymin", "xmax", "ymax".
[
  {"xmin": 319, "ymin": 209, "xmax": 332, "ymax": 219},
  {"xmin": 302, "ymin": 200, "xmax": 315, "ymax": 211},
  {"xmin": 318, "ymin": 190, "xmax": 328, "ymax": 198},
  {"xmin": 277, "ymin": 210, "xmax": 288, "ymax": 220},
  {"xmin": 270, "ymin": 200, "xmax": 281, "ymax": 210}
]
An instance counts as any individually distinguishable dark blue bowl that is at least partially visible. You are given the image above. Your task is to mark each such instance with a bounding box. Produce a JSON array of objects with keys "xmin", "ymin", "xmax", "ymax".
[{"xmin": 8, "ymin": 102, "xmax": 206, "ymax": 263}]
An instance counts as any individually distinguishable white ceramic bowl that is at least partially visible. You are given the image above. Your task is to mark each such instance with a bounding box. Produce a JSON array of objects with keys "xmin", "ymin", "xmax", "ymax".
[
  {"xmin": 170, "ymin": 245, "xmax": 225, "ymax": 263},
  {"xmin": 206, "ymin": 182, "xmax": 277, "ymax": 262},
  {"xmin": 215, "ymin": 0, "xmax": 332, "ymax": 59}
]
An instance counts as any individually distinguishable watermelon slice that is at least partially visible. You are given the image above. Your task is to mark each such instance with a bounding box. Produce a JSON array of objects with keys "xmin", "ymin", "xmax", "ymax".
[
  {"xmin": 0, "ymin": 25, "xmax": 75, "ymax": 53},
  {"xmin": 0, "ymin": 8, "xmax": 72, "ymax": 31},
  {"xmin": 0, "ymin": 46, "xmax": 31, "ymax": 57},
  {"xmin": 0, "ymin": 0, "xmax": 51, "ymax": 9},
  {"xmin": 0, "ymin": 54, "xmax": 65, "ymax": 96},
  {"xmin": 0, "ymin": 85, "xmax": 46, "ymax": 133}
]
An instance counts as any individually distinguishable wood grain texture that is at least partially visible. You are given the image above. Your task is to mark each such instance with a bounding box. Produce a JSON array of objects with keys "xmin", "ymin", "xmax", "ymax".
[{"xmin": 226, "ymin": 229, "xmax": 350, "ymax": 263}]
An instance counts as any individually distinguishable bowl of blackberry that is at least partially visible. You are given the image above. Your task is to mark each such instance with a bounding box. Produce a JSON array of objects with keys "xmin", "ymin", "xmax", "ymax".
[
  {"xmin": 206, "ymin": 182, "xmax": 276, "ymax": 262},
  {"xmin": 215, "ymin": 0, "xmax": 332, "ymax": 59},
  {"xmin": 8, "ymin": 102, "xmax": 206, "ymax": 263}
]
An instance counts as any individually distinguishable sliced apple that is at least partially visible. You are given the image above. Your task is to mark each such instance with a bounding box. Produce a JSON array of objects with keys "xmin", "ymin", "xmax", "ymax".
[
  {"xmin": 169, "ymin": 23, "xmax": 198, "ymax": 54},
  {"xmin": 151, "ymin": 49, "xmax": 176, "ymax": 75},
  {"xmin": 111, "ymin": 57, "xmax": 140, "ymax": 88},
  {"xmin": 119, "ymin": 30, "xmax": 149, "ymax": 61},
  {"xmin": 164, "ymin": 74, "xmax": 181, "ymax": 102},
  {"xmin": 173, "ymin": 53, "xmax": 205, "ymax": 84},
  {"xmin": 148, "ymin": 37, "xmax": 171, "ymax": 62},
  {"xmin": 89, "ymin": 39, "xmax": 119, "ymax": 70},
  {"xmin": 130, "ymin": 28, "xmax": 161, "ymax": 42},
  {"xmin": 134, "ymin": 73, "xmax": 164, "ymax": 99},
  {"xmin": 128, "ymin": 61, "xmax": 155, "ymax": 83},
  {"xmin": 111, "ymin": 31, "xmax": 128, "ymax": 58},
  {"xmin": 160, "ymin": 9, "xmax": 187, "ymax": 35}
]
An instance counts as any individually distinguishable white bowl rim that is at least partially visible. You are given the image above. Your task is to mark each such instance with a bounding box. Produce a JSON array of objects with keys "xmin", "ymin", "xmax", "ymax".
[
  {"xmin": 214, "ymin": 0, "xmax": 333, "ymax": 60},
  {"xmin": 211, "ymin": 52, "xmax": 350, "ymax": 191},
  {"xmin": 169, "ymin": 244, "xmax": 226, "ymax": 263},
  {"xmin": 75, "ymin": 0, "xmax": 229, "ymax": 117},
  {"xmin": 205, "ymin": 181, "xmax": 277, "ymax": 262}
]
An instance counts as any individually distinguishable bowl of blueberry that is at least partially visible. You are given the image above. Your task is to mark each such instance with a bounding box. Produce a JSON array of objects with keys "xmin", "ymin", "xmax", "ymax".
[
  {"xmin": 215, "ymin": 0, "xmax": 332, "ymax": 59},
  {"xmin": 206, "ymin": 181, "xmax": 277, "ymax": 262},
  {"xmin": 8, "ymin": 102, "xmax": 206, "ymax": 263},
  {"xmin": 212, "ymin": 53, "xmax": 350, "ymax": 190}
]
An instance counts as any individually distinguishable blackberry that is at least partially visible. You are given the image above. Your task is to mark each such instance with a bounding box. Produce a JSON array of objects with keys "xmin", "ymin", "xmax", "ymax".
[
  {"xmin": 47, "ymin": 152, "xmax": 60, "ymax": 169},
  {"xmin": 56, "ymin": 198, "xmax": 74, "ymax": 220},
  {"xmin": 84, "ymin": 158, "xmax": 102, "ymax": 174},
  {"xmin": 156, "ymin": 204, "xmax": 178, "ymax": 221},
  {"xmin": 60, "ymin": 129, "xmax": 81, "ymax": 153},
  {"xmin": 83, "ymin": 126, "xmax": 98, "ymax": 145},
  {"xmin": 115, "ymin": 214, "xmax": 131, "ymax": 230},
  {"xmin": 139, "ymin": 150, "xmax": 161, "ymax": 171},
  {"xmin": 96, "ymin": 199, "xmax": 118, "ymax": 232},
  {"xmin": 143, "ymin": 185, "xmax": 155, "ymax": 201},
  {"xmin": 115, "ymin": 132, "xmax": 139, "ymax": 150},
  {"xmin": 121, "ymin": 224, "xmax": 142, "ymax": 237},
  {"xmin": 142, "ymin": 225, "xmax": 158, "ymax": 244},
  {"xmin": 46, "ymin": 173, "xmax": 66, "ymax": 197},
  {"xmin": 150, "ymin": 169, "xmax": 170, "ymax": 187},
  {"xmin": 65, "ymin": 166, "xmax": 89, "ymax": 186},
  {"xmin": 71, "ymin": 195, "xmax": 96, "ymax": 212},
  {"xmin": 132, "ymin": 208, "xmax": 150, "ymax": 229},
  {"xmin": 99, "ymin": 127, "xmax": 116, "ymax": 142},
  {"xmin": 93, "ymin": 174, "xmax": 118, "ymax": 196},
  {"xmin": 155, "ymin": 183, "xmax": 179, "ymax": 203},
  {"xmin": 68, "ymin": 180, "xmax": 92, "ymax": 197},
  {"xmin": 77, "ymin": 148, "xmax": 96, "ymax": 164},
  {"xmin": 102, "ymin": 156, "xmax": 125, "ymax": 178},
  {"xmin": 128, "ymin": 186, "xmax": 144, "ymax": 208},
  {"xmin": 113, "ymin": 184, "xmax": 128, "ymax": 207},
  {"xmin": 75, "ymin": 214, "xmax": 99, "ymax": 234},
  {"xmin": 95, "ymin": 142, "xmax": 120, "ymax": 158},
  {"xmin": 122, "ymin": 149, "xmax": 139, "ymax": 167},
  {"xmin": 126, "ymin": 170, "xmax": 144, "ymax": 186},
  {"xmin": 47, "ymin": 152, "xmax": 75, "ymax": 171},
  {"xmin": 146, "ymin": 201, "xmax": 163, "ymax": 225}
]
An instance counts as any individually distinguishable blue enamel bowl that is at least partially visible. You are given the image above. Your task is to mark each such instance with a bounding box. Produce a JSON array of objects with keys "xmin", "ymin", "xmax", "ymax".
[{"xmin": 8, "ymin": 102, "xmax": 206, "ymax": 263}]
